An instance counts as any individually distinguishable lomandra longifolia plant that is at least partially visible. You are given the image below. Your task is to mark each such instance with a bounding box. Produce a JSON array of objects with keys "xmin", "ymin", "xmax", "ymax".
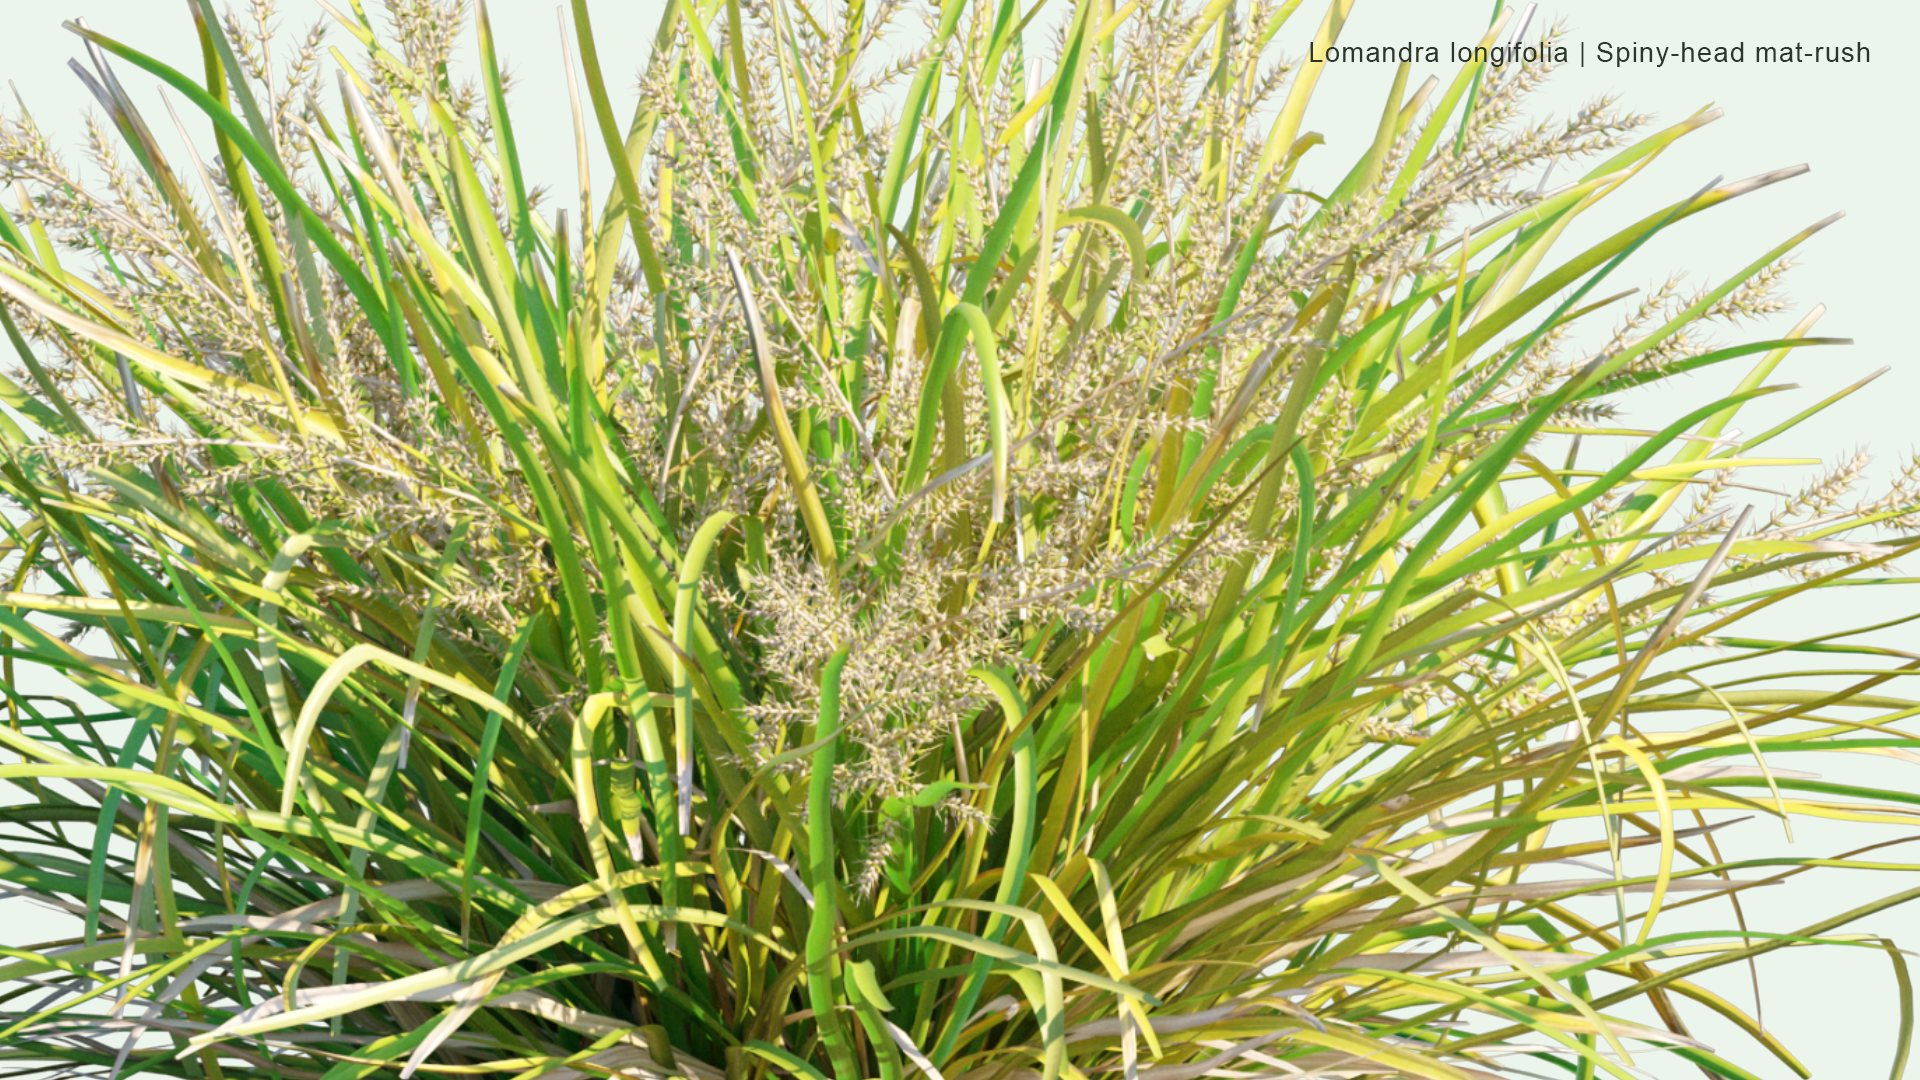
[{"xmin": 1, "ymin": 0, "xmax": 1917, "ymax": 1075}]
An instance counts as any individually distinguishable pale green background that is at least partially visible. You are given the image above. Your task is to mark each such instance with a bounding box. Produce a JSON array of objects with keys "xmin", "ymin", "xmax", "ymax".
[{"xmin": 1, "ymin": 0, "xmax": 1914, "ymax": 1075}]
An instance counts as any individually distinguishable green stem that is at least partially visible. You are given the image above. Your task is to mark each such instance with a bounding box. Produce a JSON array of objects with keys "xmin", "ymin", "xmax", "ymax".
[{"xmin": 808, "ymin": 648, "xmax": 860, "ymax": 1080}]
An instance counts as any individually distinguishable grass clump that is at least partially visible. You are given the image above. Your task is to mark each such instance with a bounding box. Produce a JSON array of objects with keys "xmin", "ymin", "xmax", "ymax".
[{"xmin": 0, "ymin": 1, "xmax": 1917, "ymax": 1078}]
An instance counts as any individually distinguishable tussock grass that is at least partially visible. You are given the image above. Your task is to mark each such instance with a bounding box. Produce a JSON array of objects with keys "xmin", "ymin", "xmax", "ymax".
[{"xmin": 0, "ymin": 1, "xmax": 1916, "ymax": 1078}]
